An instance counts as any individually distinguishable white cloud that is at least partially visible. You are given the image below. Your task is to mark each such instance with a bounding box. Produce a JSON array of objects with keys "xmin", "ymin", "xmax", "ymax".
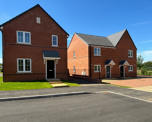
[
  {"xmin": 0, "ymin": 58, "xmax": 2, "ymax": 64},
  {"xmin": 139, "ymin": 40, "xmax": 152, "ymax": 44},
  {"xmin": 138, "ymin": 50, "xmax": 152, "ymax": 62},
  {"xmin": 132, "ymin": 21, "xmax": 152, "ymax": 26}
]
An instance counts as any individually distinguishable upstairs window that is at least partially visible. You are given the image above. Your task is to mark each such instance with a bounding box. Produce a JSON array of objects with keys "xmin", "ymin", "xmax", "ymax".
[
  {"xmin": 73, "ymin": 66, "xmax": 76, "ymax": 73},
  {"xmin": 17, "ymin": 31, "xmax": 31, "ymax": 44},
  {"xmin": 128, "ymin": 50, "xmax": 133, "ymax": 58},
  {"xmin": 128, "ymin": 65, "xmax": 133, "ymax": 72},
  {"xmin": 36, "ymin": 17, "xmax": 41, "ymax": 24},
  {"xmin": 73, "ymin": 51, "xmax": 76, "ymax": 58},
  {"xmin": 52, "ymin": 35, "xmax": 58, "ymax": 47},
  {"xmin": 94, "ymin": 65, "xmax": 101, "ymax": 72},
  {"xmin": 17, "ymin": 58, "xmax": 31, "ymax": 73},
  {"xmin": 94, "ymin": 47, "xmax": 101, "ymax": 56}
]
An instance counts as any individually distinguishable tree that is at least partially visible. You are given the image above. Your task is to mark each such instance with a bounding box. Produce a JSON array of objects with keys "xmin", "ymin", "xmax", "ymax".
[{"xmin": 137, "ymin": 55, "xmax": 144, "ymax": 70}]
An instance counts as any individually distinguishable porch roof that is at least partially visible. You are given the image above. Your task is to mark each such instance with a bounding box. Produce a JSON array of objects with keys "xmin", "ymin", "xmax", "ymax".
[
  {"xmin": 120, "ymin": 60, "xmax": 129, "ymax": 66},
  {"xmin": 43, "ymin": 50, "xmax": 60, "ymax": 59},
  {"xmin": 105, "ymin": 60, "xmax": 115, "ymax": 65}
]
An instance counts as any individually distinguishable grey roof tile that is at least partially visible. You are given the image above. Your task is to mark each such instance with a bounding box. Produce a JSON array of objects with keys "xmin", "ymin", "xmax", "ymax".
[
  {"xmin": 43, "ymin": 50, "xmax": 60, "ymax": 58},
  {"xmin": 76, "ymin": 29, "xmax": 126, "ymax": 47}
]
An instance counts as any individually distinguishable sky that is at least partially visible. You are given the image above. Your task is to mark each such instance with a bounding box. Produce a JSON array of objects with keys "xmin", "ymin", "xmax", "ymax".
[{"xmin": 0, "ymin": 0, "xmax": 152, "ymax": 63}]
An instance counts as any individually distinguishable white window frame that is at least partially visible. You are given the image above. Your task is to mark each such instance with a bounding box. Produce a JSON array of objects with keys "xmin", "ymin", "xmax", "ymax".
[
  {"xmin": 52, "ymin": 35, "xmax": 58, "ymax": 47},
  {"xmin": 128, "ymin": 50, "xmax": 133, "ymax": 58},
  {"xmin": 17, "ymin": 58, "xmax": 32, "ymax": 73},
  {"xmin": 17, "ymin": 31, "xmax": 31, "ymax": 44},
  {"xmin": 94, "ymin": 65, "xmax": 101, "ymax": 72},
  {"xmin": 36, "ymin": 17, "xmax": 41, "ymax": 24},
  {"xmin": 128, "ymin": 65, "xmax": 133, "ymax": 72},
  {"xmin": 94, "ymin": 47, "xmax": 101, "ymax": 56}
]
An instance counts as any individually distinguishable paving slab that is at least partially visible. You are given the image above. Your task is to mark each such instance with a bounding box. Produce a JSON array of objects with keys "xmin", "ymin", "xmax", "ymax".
[{"xmin": 103, "ymin": 77, "xmax": 152, "ymax": 88}]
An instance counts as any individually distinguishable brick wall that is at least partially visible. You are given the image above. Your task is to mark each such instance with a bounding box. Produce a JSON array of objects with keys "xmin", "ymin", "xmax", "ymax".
[
  {"xmin": 68, "ymin": 34, "xmax": 89, "ymax": 76},
  {"xmin": 2, "ymin": 6, "xmax": 68, "ymax": 81}
]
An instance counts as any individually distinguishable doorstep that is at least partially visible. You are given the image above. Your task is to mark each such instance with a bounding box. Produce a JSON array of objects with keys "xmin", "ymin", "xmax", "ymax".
[{"xmin": 50, "ymin": 82, "xmax": 69, "ymax": 88}]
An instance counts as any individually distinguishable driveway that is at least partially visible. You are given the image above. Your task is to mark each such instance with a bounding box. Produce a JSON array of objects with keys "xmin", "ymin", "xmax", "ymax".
[
  {"xmin": 103, "ymin": 77, "xmax": 152, "ymax": 88},
  {"xmin": 103, "ymin": 77, "xmax": 152, "ymax": 92}
]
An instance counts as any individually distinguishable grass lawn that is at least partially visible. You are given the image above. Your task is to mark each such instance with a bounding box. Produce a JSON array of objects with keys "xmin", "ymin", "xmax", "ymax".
[{"xmin": 0, "ymin": 77, "xmax": 79, "ymax": 91}]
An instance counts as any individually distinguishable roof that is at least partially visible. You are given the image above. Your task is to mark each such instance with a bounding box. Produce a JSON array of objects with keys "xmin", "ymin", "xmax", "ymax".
[
  {"xmin": 105, "ymin": 60, "xmax": 115, "ymax": 65},
  {"xmin": 107, "ymin": 29, "xmax": 126, "ymax": 46},
  {"xmin": 43, "ymin": 50, "xmax": 60, "ymax": 58},
  {"xmin": 120, "ymin": 60, "xmax": 129, "ymax": 65},
  {"xmin": 0, "ymin": 4, "xmax": 69, "ymax": 36},
  {"xmin": 76, "ymin": 29, "xmax": 127, "ymax": 47}
]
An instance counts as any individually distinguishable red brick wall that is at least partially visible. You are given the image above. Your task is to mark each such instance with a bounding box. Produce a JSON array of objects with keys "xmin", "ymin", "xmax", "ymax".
[
  {"xmin": 90, "ymin": 31, "xmax": 137, "ymax": 79},
  {"xmin": 2, "ymin": 6, "xmax": 68, "ymax": 81},
  {"xmin": 68, "ymin": 34, "xmax": 89, "ymax": 76}
]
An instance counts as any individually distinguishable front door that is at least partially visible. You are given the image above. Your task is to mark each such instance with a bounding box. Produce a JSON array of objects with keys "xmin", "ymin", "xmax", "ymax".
[
  {"xmin": 106, "ymin": 66, "xmax": 111, "ymax": 78},
  {"xmin": 47, "ymin": 60, "xmax": 55, "ymax": 79},
  {"xmin": 120, "ymin": 66, "xmax": 124, "ymax": 77}
]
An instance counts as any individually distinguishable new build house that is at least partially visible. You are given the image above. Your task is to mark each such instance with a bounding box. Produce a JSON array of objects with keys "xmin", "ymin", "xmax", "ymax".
[
  {"xmin": 68, "ymin": 30, "xmax": 137, "ymax": 79},
  {"xmin": 0, "ymin": 4, "xmax": 69, "ymax": 81}
]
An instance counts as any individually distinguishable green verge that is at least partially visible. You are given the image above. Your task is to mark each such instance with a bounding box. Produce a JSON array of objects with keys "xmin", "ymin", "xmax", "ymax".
[
  {"xmin": 0, "ymin": 77, "xmax": 80, "ymax": 91},
  {"xmin": 0, "ymin": 77, "xmax": 53, "ymax": 91}
]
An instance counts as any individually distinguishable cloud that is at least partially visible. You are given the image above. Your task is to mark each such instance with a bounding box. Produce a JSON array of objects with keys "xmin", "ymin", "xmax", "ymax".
[
  {"xmin": 138, "ymin": 50, "xmax": 152, "ymax": 62},
  {"xmin": 0, "ymin": 14, "xmax": 11, "ymax": 24},
  {"xmin": 132, "ymin": 21, "xmax": 152, "ymax": 26},
  {"xmin": 0, "ymin": 58, "xmax": 2, "ymax": 64}
]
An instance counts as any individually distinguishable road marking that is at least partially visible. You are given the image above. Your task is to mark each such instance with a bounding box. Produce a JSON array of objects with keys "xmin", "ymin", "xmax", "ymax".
[{"xmin": 96, "ymin": 91, "xmax": 152, "ymax": 103}]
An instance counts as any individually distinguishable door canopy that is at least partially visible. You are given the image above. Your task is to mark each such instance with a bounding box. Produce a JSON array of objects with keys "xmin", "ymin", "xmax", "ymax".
[
  {"xmin": 105, "ymin": 60, "xmax": 115, "ymax": 66},
  {"xmin": 120, "ymin": 60, "xmax": 129, "ymax": 66}
]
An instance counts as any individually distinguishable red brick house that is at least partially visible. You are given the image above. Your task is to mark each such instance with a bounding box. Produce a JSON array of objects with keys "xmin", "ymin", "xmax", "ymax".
[
  {"xmin": 0, "ymin": 4, "xmax": 69, "ymax": 82},
  {"xmin": 68, "ymin": 30, "xmax": 137, "ymax": 79}
]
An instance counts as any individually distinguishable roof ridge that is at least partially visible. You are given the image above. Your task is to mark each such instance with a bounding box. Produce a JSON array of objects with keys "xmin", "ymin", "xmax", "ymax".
[{"xmin": 76, "ymin": 33, "xmax": 106, "ymax": 38}]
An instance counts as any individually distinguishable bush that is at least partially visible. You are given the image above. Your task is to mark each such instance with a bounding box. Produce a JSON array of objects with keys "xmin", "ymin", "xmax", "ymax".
[{"xmin": 141, "ymin": 69, "xmax": 147, "ymax": 75}]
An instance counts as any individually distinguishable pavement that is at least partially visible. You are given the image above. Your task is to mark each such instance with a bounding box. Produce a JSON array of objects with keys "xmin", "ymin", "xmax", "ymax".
[
  {"xmin": 1, "ymin": 91, "xmax": 152, "ymax": 122},
  {"xmin": 1, "ymin": 84, "xmax": 152, "ymax": 102}
]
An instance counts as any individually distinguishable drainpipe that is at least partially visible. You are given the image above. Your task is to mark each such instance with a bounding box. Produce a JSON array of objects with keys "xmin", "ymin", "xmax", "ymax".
[
  {"xmin": 89, "ymin": 45, "xmax": 92, "ymax": 78},
  {"xmin": 0, "ymin": 26, "xmax": 4, "ymax": 82}
]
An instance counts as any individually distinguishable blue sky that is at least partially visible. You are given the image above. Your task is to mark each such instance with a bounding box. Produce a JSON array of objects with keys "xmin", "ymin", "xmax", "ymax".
[{"xmin": 0, "ymin": 0, "xmax": 152, "ymax": 63}]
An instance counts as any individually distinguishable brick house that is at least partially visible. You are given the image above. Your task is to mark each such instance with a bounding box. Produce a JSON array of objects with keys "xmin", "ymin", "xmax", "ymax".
[
  {"xmin": 68, "ymin": 30, "xmax": 137, "ymax": 79},
  {"xmin": 0, "ymin": 4, "xmax": 69, "ymax": 82}
]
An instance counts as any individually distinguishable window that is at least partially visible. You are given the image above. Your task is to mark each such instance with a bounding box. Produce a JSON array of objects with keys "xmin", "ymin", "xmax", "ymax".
[
  {"xmin": 73, "ymin": 66, "xmax": 76, "ymax": 73},
  {"xmin": 94, "ymin": 65, "xmax": 101, "ymax": 72},
  {"xmin": 73, "ymin": 51, "xmax": 76, "ymax": 58},
  {"xmin": 17, "ymin": 58, "xmax": 31, "ymax": 72},
  {"xmin": 128, "ymin": 65, "xmax": 133, "ymax": 72},
  {"xmin": 94, "ymin": 47, "xmax": 101, "ymax": 56},
  {"xmin": 17, "ymin": 31, "xmax": 31, "ymax": 44},
  {"xmin": 52, "ymin": 35, "xmax": 58, "ymax": 47},
  {"xmin": 128, "ymin": 50, "xmax": 133, "ymax": 58},
  {"xmin": 36, "ymin": 17, "xmax": 41, "ymax": 24}
]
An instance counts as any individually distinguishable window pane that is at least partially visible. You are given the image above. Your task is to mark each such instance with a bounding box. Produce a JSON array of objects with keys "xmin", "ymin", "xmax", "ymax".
[
  {"xmin": 53, "ymin": 40, "xmax": 57, "ymax": 45},
  {"xmin": 18, "ymin": 59, "xmax": 23, "ymax": 71},
  {"xmin": 25, "ymin": 59, "xmax": 31, "ymax": 71},
  {"xmin": 52, "ymin": 35, "xmax": 58, "ymax": 46},
  {"xmin": 18, "ymin": 32, "xmax": 23, "ymax": 42},
  {"xmin": 25, "ymin": 33, "xmax": 30, "ymax": 43},
  {"xmin": 94, "ymin": 66, "xmax": 97, "ymax": 72},
  {"xmin": 94, "ymin": 48, "xmax": 97, "ymax": 55},
  {"xmin": 98, "ymin": 65, "xmax": 101, "ymax": 72},
  {"xmin": 36, "ymin": 17, "xmax": 41, "ymax": 24}
]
